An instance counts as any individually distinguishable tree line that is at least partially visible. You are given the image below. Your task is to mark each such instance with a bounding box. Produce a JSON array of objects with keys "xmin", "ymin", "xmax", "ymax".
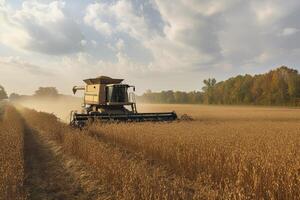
[
  {"xmin": 2, "ymin": 87, "xmax": 60, "ymax": 101},
  {"xmin": 2, "ymin": 66, "xmax": 300, "ymax": 106},
  {"xmin": 202, "ymin": 66, "xmax": 300, "ymax": 105},
  {"xmin": 138, "ymin": 66, "xmax": 300, "ymax": 106},
  {"xmin": 137, "ymin": 90, "xmax": 203, "ymax": 104},
  {"xmin": 0, "ymin": 85, "xmax": 8, "ymax": 100}
]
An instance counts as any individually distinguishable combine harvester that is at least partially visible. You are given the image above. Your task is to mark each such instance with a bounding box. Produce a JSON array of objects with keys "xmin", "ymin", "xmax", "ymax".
[{"xmin": 70, "ymin": 76, "xmax": 177, "ymax": 127}]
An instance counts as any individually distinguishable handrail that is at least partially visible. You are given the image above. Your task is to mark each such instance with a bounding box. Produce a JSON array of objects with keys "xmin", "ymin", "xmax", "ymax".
[{"xmin": 129, "ymin": 92, "xmax": 136, "ymax": 103}]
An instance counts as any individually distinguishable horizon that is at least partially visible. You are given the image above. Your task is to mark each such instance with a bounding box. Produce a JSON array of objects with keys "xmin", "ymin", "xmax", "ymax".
[
  {"xmin": 5, "ymin": 65, "xmax": 296, "ymax": 96},
  {"xmin": 1, "ymin": 0, "xmax": 300, "ymax": 95}
]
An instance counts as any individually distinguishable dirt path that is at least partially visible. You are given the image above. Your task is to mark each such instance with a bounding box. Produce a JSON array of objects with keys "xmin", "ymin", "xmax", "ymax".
[{"xmin": 24, "ymin": 128, "xmax": 95, "ymax": 200}]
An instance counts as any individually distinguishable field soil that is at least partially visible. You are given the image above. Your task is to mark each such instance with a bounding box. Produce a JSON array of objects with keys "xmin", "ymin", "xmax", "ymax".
[{"xmin": 24, "ymin": 128, "xmax": 85, "ymax": 200}]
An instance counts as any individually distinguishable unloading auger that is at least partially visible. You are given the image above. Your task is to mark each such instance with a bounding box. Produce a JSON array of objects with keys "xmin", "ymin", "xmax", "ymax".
[{"xmin": 70, "ymin": 76, "xmax": 177, "ymax": 127}]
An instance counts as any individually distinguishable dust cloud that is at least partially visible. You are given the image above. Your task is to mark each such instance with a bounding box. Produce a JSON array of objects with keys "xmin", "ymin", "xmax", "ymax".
[{"xmin": 14, "ymin": 96, "xmax": 82, "ymax": 123}]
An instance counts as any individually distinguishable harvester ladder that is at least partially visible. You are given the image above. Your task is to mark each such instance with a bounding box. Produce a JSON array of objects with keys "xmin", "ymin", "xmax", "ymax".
[{"xmin": 129, "ymin": 92, "xmax": 137, "ymax": 113}]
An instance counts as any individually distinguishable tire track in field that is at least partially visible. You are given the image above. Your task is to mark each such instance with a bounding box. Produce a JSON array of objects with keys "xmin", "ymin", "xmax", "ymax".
[
  {"xmin": 42, "ymin": 137, "xmax": 112, "ymax": 200},
  {"xmin": 24, "ymin": 127, "xmax": 95, "ymax": 200}
]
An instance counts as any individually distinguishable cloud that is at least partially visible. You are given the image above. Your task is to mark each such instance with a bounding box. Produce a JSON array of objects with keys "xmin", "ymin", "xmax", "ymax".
[
  {"xmin": 116, "ymin": 39, "xmax": 125, "ymax": 51},
  {"xmin": 80, "ymin": 40, "xmax": 87, "ymax": 46},
  {"xmin": 0, "ymin": 56, "xmax": 52, "ymax": 76},
  {"xmin": 0, "ymin": 1, "xmax": 83, "ymax": 55},
  {"xmin": 147, "ymin": 0, "xmax": 227, "ymax": 69},
  {"xmin": 61, "ymin": 51, "xmax": 150, "ymax": 79},
  {"xmin": 280, "ymin": 28, "xmax": 299, "ymax": 36},
  {"xmin": 0, "ymin": 0, "xmax": 5, "ymax": 6},
  {"xmin": 83, "ymin": 0, "xmax": 224, "ymax": 72},
  {"xmin": 84, "ymin": 3, "xmax": 114, "ymax": 36},
  {"xmin": 252, "ymin": 2, "xmax": 281, "ymax": 25},
  {"xmin": 81, "ymin": 0, "xmax": 300, "ymax": 76},
  {"xmin": 181, "ymin": 0, "xmax": 237, "ymax": 16},
  {"xmin": 2, "ymin": 0, "xmax": 300, "ymax": 94},
  {"xmin": 84, "ymin": 0, "xmax": 152, "ymax": 40}
]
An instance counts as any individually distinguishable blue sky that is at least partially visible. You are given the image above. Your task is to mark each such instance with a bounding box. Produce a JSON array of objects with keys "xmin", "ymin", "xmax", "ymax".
[{"xmin": 1, "ymin": 0, "xmax": 300, "ymax": 95}]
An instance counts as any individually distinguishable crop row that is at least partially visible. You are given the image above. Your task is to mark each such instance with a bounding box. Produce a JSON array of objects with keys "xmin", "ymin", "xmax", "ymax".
[
  {"xmin": 0, "ymin": 106, "xmax": 26, "ymax": 200},
  {"xmin": 17, "ymin": 107, "xmax": 300, "ymax": 199},
  {"xmin": 88, "ymin": 121, "xmax": 300, "ymax": 199},
  {"xmin": 22, "ymin": 109, "xmax": 221, "ymax": 199}
]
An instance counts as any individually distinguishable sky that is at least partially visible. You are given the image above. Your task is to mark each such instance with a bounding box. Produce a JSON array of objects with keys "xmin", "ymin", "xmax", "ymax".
[{"xmin": 1, "ymin": 0, "xmax": 300, "ymax": 95}]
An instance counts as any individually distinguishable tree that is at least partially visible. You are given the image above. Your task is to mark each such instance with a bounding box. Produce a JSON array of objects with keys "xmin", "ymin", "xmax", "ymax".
[
  {"xmin": 286, "ymin": 69, "xmax": 300, "ymax": 103},
  {"xmin": 9, "ymin": 93, "xmax": 21, "ymax": 101},
  {"xmin": 34, "ymin": 87, "xmax": 59, "ymax": 97},
  {"xmin": 174, "ymin": 91, "xmax": 188, "ymax": 103},
  {"xmin": 137, "ymin": 90, "xmax": 203, "ymax": 104},
  {"xmin": 202, "ymin": 78, "xmax": 216, "ymax": 104},
  {"xmin": 161, "ymin": 90, "xmax": 175, "ymax": 103},
  {"xmin": 139, "ymin": 66, "xmax": 300, "ymax": 106},
  {"xmin": 0, "ymin": 85, "xmax": 8, "ymax": 100},
  {"xmin": 202, "ymin": 66, "xmax": 300, "ymax": 106}
]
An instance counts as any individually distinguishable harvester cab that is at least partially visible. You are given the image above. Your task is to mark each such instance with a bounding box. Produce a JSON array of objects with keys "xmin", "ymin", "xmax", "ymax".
[
  {"xmin": 72, "ymin": 76, "xmax": 137, "ymax": 114},
  {"xmin": 70, "ymin": 76, "xmax": 177, "ymax": 127}
]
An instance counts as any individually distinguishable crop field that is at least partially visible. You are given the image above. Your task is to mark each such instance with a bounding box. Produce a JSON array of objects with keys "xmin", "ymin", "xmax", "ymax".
[{"xmin": 0, "ymin": 103, "xmax": 299, "ymax": 199}]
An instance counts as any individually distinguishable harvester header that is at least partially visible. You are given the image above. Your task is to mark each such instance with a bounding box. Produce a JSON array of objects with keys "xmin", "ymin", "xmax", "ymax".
[{"xmin": 70, "ymin": 76, "xmax": 177, "ymax": 127}]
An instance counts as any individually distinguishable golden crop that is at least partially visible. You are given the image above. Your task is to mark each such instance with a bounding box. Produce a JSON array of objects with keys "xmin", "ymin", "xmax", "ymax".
[
  {"xmin": 0, "ymin": 106, "xmax": 26, "ymax": 200},
  {"xmin": 89, "ymin": 120, "xmax": 300, "ymax": 199},
  {"xmin": 22, "ymin": 108, "xmax": 196, "ymax": 199},
  {"xmin": 1, "ymin": 104, "xmax": 300, "ymax": 199}
]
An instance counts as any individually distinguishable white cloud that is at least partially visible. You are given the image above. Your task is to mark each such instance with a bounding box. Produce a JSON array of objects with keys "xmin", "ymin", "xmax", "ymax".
[
  {"xmin": 0, "ymin": 56, "xmax": 61, "ymax": 95},
  {"xmin": 254, "ymin": 52, "xmax": 271, "ymax": 64},
  {"xmin": 2, "ymin": 0, "xmax": 300, "ymax": 94},
  {"xmin": 116, "ymin": 39, "xmax": 125, "ymax": 51},
  {"xmin": 0, "ymin": 1, "xmax": 83, "ymax": 55},
  {"xmin": 182, "ymin": 0, "xmax": 239, "ymax": 16},
  {"xmin": 80, "ymin": 40, "xmax": 87, "ymax": 46},
  {"xmin": 84, "ymin": 3, "xmax": 113, "ymax": 36},
  {"xmin": 253, "ymin": 3, "xmax": 281, "ymax": 25},
  {"xmin": 281, "ymin": 28, "xmax": 299, "ymax": 36},
  {"xmin": 81, "ymin": 0, "xmax": 300, "ymax": 75},
  {"xmin": 59, "ymin": 51, "xmax": 150, "ymax": 87},
  {"xmin": 149, "ymin": 0, "xmax": 225, "ymax": 67},
  {"xmin": 84, "ymin": 0, "xmax": 150, "ymax": 40},
  {"xmin": 84, "ymin": 0, "xmax": 222, "ymax": 71},
  {"xmin": 0, "ymin": 56, "xmax": 52, "ymax": 76},
  {"xmin": 112, "ymin": 0, "xmax": 151, "ymax": 40},
  {"xmin": 91, "ymin": 40, "xmax": 97, "ymax": 47}
]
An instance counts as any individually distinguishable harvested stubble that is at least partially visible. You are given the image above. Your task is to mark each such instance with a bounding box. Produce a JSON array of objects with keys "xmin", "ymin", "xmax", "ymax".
[
  {"xmin": 89, "ymin": 120, "xmax": 300, "ymax": 199},
  {"xmin": 0, "ymin": 106, "xmax": 26, "ymax": 200}
]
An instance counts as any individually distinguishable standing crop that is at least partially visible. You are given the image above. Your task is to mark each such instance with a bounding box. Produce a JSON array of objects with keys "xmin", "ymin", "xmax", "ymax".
[
  {"xmin": 0, "ymin": 106, "xmax": 26, "ymax": 200},
  {"xmin": 89, "ymin": 119, "xmax": 300, "ymax": 199}
]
